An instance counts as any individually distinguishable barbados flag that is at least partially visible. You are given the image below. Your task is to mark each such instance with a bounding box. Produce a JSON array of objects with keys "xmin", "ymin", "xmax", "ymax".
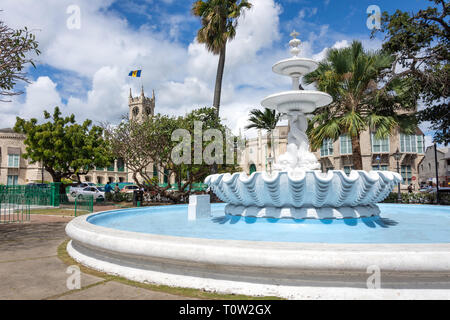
[{"xmin": 129, "ymin": 70, "xmax": 142, "ymax": 78}]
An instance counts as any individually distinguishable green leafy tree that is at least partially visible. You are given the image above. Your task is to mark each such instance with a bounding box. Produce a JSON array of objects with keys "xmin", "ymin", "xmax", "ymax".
[
  {"xmin": 192, "ymin": 0, "xmax": 252, "ymax": 116},
  {"xmin": 14, "ymin": 107, "xmax": 113, "ymax": 193},
  {"xmin": 0, "ymin": 18, "xmax": 40, "ymax": 101},
  {"xmin": 245, "ymin": 108, "xmax": 280, "ymax": 159},
  {"xmin": 106, "ymin": 107, "xmax": 241, "ymax": 203},
  {"xmin": 373, "ymin": 0, "xmax": 449, "ymax": 144},
  {"xmin": 304, "ymin": 41, "xmax": 417, "ymax": 170}
]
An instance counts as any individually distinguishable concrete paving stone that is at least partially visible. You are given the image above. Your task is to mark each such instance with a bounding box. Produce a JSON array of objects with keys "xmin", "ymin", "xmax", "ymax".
[
  {"xmin": 0, "ymin": 216, "xmax": 194, "ymax": 300},
  {"xmin": 56, "ymin": 280, "xmax": 197, "ymax": 300},
  {"xmin": 0, "ymin": 256, "xmax": 104, "ymax": 300}
]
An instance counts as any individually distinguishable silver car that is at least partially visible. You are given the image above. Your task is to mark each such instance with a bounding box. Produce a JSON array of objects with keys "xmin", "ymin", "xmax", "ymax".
[{"xmin": 76, "ymin": 186, "xmax": 105, "ymax": 200}]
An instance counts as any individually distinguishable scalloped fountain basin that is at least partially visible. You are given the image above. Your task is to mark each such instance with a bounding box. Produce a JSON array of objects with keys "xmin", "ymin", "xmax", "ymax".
[{"xmin": 205, "ymin": 170, "xmax": 403, "ymax": 219}]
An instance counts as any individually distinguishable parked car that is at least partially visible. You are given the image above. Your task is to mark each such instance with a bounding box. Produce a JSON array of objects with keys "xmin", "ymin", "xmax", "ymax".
[
  {"xmin": 69, "ymin": 182, "xmax": 97, "ymax": 197},
  {"xmin": 75, "ymin": 186, "xmax": 105, "ymax": 200},
  {"xmin": 120, "ymin": 185, "xmax": 140, "ymax": 194}
]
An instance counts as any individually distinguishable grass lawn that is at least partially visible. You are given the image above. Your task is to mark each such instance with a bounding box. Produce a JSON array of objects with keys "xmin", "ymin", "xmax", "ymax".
[{"xmin": 30, "ymin": 208, "xmax": 90, "ymax": 216}]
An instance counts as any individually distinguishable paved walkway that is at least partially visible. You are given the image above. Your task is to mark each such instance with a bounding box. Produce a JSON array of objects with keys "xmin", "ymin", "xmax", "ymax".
[{"xmin": 0, "ymin": 215, "xmax": 192, "ymax": 300}]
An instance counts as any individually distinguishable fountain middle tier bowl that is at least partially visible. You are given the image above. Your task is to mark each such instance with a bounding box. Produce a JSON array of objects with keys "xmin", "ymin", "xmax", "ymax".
[
  {"xmin": 205, "ymin": 170, "xmax": 403, "ymax": 220},
  {"xmin": 261, "ymin": 90, "xmax": 333, "ymax": 114},
  {"xmin": 272, "ymin": 57, "xmax": 319, "ymax": 77}
]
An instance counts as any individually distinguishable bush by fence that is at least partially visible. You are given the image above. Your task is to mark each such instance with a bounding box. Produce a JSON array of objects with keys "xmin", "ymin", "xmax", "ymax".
[{"xmin": 383, "ymin": 192, "xmax": 450, "ymax": 205}]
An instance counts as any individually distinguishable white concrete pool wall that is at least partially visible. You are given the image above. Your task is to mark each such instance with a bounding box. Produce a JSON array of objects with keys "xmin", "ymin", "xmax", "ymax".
[{"xmin": 66, "ymin": 210, "xmax": 450, "ymax": 300}]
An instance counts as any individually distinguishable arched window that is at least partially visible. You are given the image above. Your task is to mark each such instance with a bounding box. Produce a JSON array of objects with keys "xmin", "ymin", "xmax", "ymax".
[{"xmin": 249, "ymin": 164, "xmax": 257, "ymax": 175}]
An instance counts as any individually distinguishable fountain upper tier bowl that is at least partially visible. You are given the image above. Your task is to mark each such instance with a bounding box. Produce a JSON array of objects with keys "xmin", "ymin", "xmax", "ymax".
[
  {"xmin": 261, "ymin": 90, "xmax": 333, "ymax": 114},
  {"xmin": 205, "ymin": 170, "xmax": 403, "ymax": 219},
  {"xmin": 272, "ymin": 57, "xmax": 319, "ymax": 77}
]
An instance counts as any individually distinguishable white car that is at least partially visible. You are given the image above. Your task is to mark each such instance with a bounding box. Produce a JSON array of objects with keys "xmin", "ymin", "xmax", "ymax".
[
  {"xmin": 75, "ymin": 186, "xmax": 105, "ymax": 200},
  {"xmin": 69, "ymin": 182, "xmax": 97, "ymax": 196}
]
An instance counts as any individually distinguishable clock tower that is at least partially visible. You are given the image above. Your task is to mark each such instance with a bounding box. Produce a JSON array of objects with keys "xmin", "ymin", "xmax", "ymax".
[{"xmin": 128, "ymin": 86, "xmax": 155, "ymax": 121}]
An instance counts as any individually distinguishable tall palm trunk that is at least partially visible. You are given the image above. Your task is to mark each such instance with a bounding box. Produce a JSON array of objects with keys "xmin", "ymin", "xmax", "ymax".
[
  {"xmin": 351, "ymin": 134, "xmax": 363, "ymax": 170},
  {"xmin": 213, "ymin": 45, "xmax": 226, "ymax": 117}
]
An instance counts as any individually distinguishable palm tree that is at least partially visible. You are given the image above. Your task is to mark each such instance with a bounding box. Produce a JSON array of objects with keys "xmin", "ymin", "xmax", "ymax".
[
  {"xmin": 245, "ymin": 108, "xmax": 281, "ymax": 164},
  {"xmin": 304, "ymin": 41, "xmax": 417, "ymax": 170},
  {"xmin": 192, "ymin": 0, "xmax": 252, "ymax": 117}
]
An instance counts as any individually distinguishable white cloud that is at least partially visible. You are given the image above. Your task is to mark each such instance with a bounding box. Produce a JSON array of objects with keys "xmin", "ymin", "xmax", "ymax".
[{"xmin": 0, "ymin": 0, "xmax": 381, "ymax": 138}]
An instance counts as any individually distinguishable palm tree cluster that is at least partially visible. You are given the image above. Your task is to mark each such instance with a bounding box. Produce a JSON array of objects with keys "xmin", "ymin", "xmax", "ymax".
[
  {"xmin": 192, "ymin": 0, "xmax": 252, "ymax": 117},
  {"xmin": 304, "ymin": 41, "xmax": 417, "ymax": 170}
]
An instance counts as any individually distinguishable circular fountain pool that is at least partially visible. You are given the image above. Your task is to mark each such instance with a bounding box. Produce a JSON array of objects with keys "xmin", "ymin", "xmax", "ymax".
[
  {"xmin": 87, "ymin": 203, "xmax": 450, "ymax": 244},
  {"xmin": 66, "ymin": 204, "xmax": 450, "ymax": 299}
]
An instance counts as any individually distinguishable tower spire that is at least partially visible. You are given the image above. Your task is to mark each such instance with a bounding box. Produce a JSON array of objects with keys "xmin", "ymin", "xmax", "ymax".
[
  {"xmin": 129, "ymin": 88, "xmax": 132, "ymax": 98},
  {"xmin": 141, "ymin": 85, "xmax": 144, "ymax": 97}
]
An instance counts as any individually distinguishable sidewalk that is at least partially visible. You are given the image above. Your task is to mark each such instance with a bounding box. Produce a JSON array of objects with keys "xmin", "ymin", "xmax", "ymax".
[{"xmin": 0, "ymin": 215, "xmax": 193, "ymax": 300}]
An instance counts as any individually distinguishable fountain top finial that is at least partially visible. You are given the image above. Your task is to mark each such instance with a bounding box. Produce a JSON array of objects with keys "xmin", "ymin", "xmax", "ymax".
[{"xmin": 289, "ymin": 30, "xmax": 301, "ymax": 57}]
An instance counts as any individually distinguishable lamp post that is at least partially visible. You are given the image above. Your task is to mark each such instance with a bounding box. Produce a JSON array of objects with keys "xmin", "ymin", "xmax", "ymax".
[
  {"xmin": 393, "ymin": 148, "xmax": 402, "ymax": 203},
  {"xmin": 434, "ymin": 143, "xmax": 440, "ymax": 204}
]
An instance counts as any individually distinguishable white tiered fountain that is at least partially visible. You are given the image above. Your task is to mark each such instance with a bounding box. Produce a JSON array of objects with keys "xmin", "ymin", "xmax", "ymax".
[{"xmin": 206, "ymin": 32, "xmax": 403, "ymax": 219}]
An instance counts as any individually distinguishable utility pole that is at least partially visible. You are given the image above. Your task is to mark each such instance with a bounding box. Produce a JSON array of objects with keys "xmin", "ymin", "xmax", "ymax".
[{"xmin": 434, "ymin": 143, "xmax": 440, "ymax": 204}]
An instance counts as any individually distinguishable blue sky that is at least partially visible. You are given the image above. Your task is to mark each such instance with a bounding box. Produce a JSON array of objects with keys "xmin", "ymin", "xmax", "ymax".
[{"xmin": 0, "ymin": 0, "xmax": 436, "ymax": 144}]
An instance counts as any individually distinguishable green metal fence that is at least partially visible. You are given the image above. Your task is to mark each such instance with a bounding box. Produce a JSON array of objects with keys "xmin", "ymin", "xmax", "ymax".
[
  {"xmin": 59, "ymin": 194, "xmax": 94, "ymax": 217},
  {"xmin": 0, "ymin": 183, "xmax": 94, "ymax": 223},
  {"xmin": 0, "ymin": 194, "xmax": 31, "ymax": 224}
]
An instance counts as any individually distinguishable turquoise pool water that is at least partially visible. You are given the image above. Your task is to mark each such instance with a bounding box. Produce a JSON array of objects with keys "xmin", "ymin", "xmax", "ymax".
[{"xmin": 87, "ymin": 203, "xmax": 450, "ymax": 244}]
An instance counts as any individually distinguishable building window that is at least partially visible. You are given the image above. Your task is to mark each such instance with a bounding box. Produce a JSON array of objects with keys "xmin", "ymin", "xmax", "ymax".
[
  {"xmin": 8, "ymin": 154, "xmax": 20, "ymax": 168},
  {"xmin": 400, "ymin": 134, "xmax": 424, "ymax": 153},
  {"xmin": 340, "ymin": 135, "xmax": 352, "ymax": 155},
  {"xmin": 7, "ymin": 175, "xmax": 18, "ymax": 185},
  {"xmin": 372, "ymin": 165, "xmax": 388, "ymax": 171},
  {"xmin": 320, "ymin": 139, "xmax": 333, "ymax": 157},
  {"xmin": 325, "ymin": 167, "xmax": 334, "ymax": 172},
  {"xmin": 401, "ymin": 165, "xmax": 412, "ymax": 184},
  {"xmin": 371, "ymin": 133, "xmax": 389, "ymax": 153},
  {"xmin": 343, "ymin": 166, "xmax": 354, "ymax": 175},
  {"xmin": 416, "ymin": 135, "xmax": 425, "ymax": 154}
]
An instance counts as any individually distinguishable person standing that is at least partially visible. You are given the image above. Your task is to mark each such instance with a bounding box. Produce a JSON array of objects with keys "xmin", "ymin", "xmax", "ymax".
[{"xmin": 105, "ymin": 182, "xmax": 113, "ymax": 201}]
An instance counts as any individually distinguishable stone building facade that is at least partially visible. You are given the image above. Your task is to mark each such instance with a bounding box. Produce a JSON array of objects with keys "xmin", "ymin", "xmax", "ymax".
[
  {"xmin": 0, "ymin": 128, "xmax": 52, "ymax": 185},
  {"xmin": 240, "ymin": 126, "xmax": 425, "ymax": 191},
  {"xmin": 418, "ymin": 146, "xmax": 450, "ymax": 188}
]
